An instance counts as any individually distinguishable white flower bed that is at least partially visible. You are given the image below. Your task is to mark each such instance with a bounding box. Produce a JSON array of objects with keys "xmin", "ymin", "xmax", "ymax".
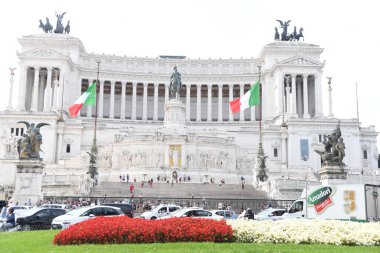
[{"xmin": 227, "ymin": 219, "xmax": 380, "ymax": 246}]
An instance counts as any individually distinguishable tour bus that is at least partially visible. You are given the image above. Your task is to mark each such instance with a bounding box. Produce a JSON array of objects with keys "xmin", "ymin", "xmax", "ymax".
[{"xmin": 282, "ymin": 184, "xmax": 379, "ymax": 222}]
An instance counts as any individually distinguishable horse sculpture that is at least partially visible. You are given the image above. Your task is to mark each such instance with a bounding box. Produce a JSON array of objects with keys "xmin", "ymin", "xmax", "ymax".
[
  {"xmin": 169, "ymin": 66, "xmax": 182, "ymax": 99},
  {"xmin": 64, "ymin": 20, "xmax": 70, "ymax": 34},
  {"xmin": 295, "ymin": 27, "xmax": 304, "ymax": 41},
  {"xmin": 274, "ymin": 27, "xmax": 280, "ymax": 40}
]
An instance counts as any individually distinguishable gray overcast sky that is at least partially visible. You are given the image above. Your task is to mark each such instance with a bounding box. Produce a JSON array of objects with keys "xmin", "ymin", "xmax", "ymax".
[{"xmin": 0, "ymin": 0, "xmax": 379, "ymax": 145}]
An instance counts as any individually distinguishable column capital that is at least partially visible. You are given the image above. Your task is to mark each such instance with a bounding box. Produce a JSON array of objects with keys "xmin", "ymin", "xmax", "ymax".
[
  {"xmin": 206, "ymin": 83, "xmax": 212, "ymax": 88},
  {"xmin": 33, "ymin": 66, "xmax": 40, "ymax": 71},
  {"xmin": 303, "ymin": 74, "xmax": 309, "ymax": 78},
  {"xmin": 153, "ymin": 82, "xmax": 159, "ymax": 87},
  {"xmin": 110, "ymin": 80, "xmax": 116, "ymax": 85},
  {"xmin": 239, "ymin": 83, "xmax": 244, "ymax": 88},
  {"xmin": 132, "ymin": 82, "xmax": 137, "ymax": 87},
  {"xmin": 143, "ymin": 82, "xmax": 148, "ymax": 87},
  {"xmin": 186, "ymin": 84, "xmax": 191, "ymax": 90},
  {"xmin": 218, "ymin": 83, "xmax": 223, "ymax": 88}
]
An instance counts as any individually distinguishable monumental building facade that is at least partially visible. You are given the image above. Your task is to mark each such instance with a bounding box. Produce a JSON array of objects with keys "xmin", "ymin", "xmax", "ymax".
[{"xmin": 0, "ymin": 33, "xmax": 378, "ymax": 200}]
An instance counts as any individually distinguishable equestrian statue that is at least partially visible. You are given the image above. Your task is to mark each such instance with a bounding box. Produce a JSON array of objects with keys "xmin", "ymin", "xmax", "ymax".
[{"xmin": 169, "ymin": 66, "xmax": 182, "ymax": 99}]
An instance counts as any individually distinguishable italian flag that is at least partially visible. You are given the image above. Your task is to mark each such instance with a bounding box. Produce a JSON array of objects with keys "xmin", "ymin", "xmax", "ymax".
[
  {"xmin": 68, "ymin": 81, "xmax": 96, "ymax": 117},
  {"xmin": 229, "ymin": 80, "xmax": 260, "ymax": 113}
]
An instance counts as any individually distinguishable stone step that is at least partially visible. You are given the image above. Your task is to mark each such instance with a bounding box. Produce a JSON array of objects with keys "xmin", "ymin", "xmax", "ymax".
[{"xmin": 90, "ymin": 182, "xmax": 268, "ymax": 199}]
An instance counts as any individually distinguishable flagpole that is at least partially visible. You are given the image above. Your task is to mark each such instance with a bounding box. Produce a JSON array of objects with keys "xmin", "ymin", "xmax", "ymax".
[
  {"xmin": 256, "ymin": 65, "xmax": 268, "ymax": 182},
  {"xmin": 91, "ymin": 60, "xmax": 101, "ymax": 155}
]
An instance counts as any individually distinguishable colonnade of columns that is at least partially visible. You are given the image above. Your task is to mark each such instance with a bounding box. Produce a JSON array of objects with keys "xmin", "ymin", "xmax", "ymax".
[
  {"xmin": 15, "ymin": 65, "xmax": 63, "ymax": 112},
  {"xmin": 84, "ymin": 80, "xmax": 258, "ymax": 122},
  {"xmin": 280, "ymin": 73, "xmax": 321, "ymax": 118}
]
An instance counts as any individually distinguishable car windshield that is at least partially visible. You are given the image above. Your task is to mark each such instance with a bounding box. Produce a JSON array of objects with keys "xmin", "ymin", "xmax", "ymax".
[
  {"xmin": 18, "ymin": 208, "xmax": 40, "ymax": 217},
  {"xmin": 257, "ymin": 209, "xmax": 273, "ymax": 216}
]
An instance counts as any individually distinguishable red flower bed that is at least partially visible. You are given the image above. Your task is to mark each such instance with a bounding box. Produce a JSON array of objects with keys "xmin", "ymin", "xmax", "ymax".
[{"xmin": 53, "ymin": 217, "xmax": 234, "ymax": 245}]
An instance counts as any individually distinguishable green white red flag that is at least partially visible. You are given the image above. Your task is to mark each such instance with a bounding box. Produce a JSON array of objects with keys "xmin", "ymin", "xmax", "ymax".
[
  {"xmin": 229, "ymin": 80, "xmax": 260, "ymax": 113},
  {"xmin": 68, "ymin": 81, "xmax": 96, "ymax": 117}
]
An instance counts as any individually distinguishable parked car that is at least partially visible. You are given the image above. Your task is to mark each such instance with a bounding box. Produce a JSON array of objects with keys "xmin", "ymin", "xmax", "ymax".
[
  {"xmin": 255, "ymin": 208, "xmax": 286, "ymax": 221},
  {"xmin": 37, "ymin": 204, "xmax": 69, "ymax": 210},
  {"xmin": 16, "ymin": 208, "xmax": 67, "ymax": 230},
  {"xmin": 210, "ymin": 210, "xmax": 238, "ymax": 219},
  {"xmin": 51, "ymin": 205, "xmax": 124, "ymax": 229},
  {"xmin": 11, "ymin": 205, "xmax": 33, "ymax": 219},
  {"xmin": 140, "ymin": 204, "xmax": 181, "ymax": 220},
  {"xmin": 159, "ymin": 207, "xmax": 222, "ymax": 220},
  {"xmin": 101, "ymin": 203, "xmax": 134, "ymax": 218}
]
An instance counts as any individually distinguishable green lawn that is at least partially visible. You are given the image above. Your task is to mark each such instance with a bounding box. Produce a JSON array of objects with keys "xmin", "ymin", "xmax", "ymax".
[{"xmin": 0, "ymin": 230, "xmax": 379, "ymax": 253}]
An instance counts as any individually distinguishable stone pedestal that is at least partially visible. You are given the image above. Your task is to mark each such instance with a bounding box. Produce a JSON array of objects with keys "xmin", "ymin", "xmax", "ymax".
[
  {"xmin": 10, "ymin": 159, "xmax": 44, "ymax": 206},
  {"xmin": 319, "ymin": 165, "xmax": 348, "ymax": 185},
  {"xmin": 164, "ymin": 99, "xmax": 186, "ymax": 127}
]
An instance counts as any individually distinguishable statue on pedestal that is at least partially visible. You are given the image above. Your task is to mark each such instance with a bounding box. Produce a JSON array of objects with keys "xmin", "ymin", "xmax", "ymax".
[
  {"xmin": 17, "ymin": 122, "xmax": 49, "ymax": 159},
  {"xmin": 314, "ymin": 121, "xmax": 346, "ymax": 166},
  {"xmin": 169, "ymin": 66, "xmax": 182, "ymax": 99}
]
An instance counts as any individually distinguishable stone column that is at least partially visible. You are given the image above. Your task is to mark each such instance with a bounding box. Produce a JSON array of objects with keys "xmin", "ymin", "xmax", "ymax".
[
  {"xmin": 164, "ymin": 83, "xmax": 169, "ymax": 103},
  {"xmin": 7, "ymin": 70, "xmax": 15, "ymax": 110},
  {"xmin": 228, "ymin": 84, "xmax": 233, "ymax": 121},
  {"xmin": 303, "ymin": 75, "xmax": 310, "ymax": 118},
  {"xmin": 17, "ymin": 65, "xmax": 27, "ymax": 111},
  {"xmin": 31, "ymin": 66, "xmax": 40, "ymax": 111},
  {"xmin": 196, "ymin": 84, "xmax": 201, "ymax": 122},
  {"xmin": 57, "ymin": 122, "xmax": 64, "ymax": 161},
  {"xmin": 280, "ymin": 126, "xmax": 288, "ymax": 174},
  {"xmin": 38, "ymin": 71, "xmax": 46, "ymax": 111},
  {"xmin": 120, "ymin": 81, "xmax": 126, "ymax": 119},
  {"xmin": 186, "ymin": 84, "xmax": 191, "ymax": 121},
  {"xmin": 291, "ymin": 74, "xmax": 297, "ymax": 117},
  {"xmin": 57, "ymin": 71, "xmax": 64, "ymax": 111},
  {"xmin": 109, "ymin": 80, "xmax": 115, "ymax": 119},
  {"xmin": 142, "ymin": 82, "xmax": 148, "ymax": 120},
  {"xmin": 315, "ymin": 74, "xmax": 323, "ymax": 117},
  {"xmin": 207, "ymin": 84, "xmax": 212, "ymax": 122},
  {"xmin": 218, "ymin": 84, "xmax": 223, "ymax": 122},
  {"xmin": 131, "ymin": 82, "xmax": 137, "ymax": 120},
  {"xmin": 153, "ymin": 83, "xmax": 159, "ymax": 120},
  {"xmin": 286, "ymin": 82, "xmax": 291, "ymax": 115},
  {"xmin": 98, "ymin": 80, "xmax": 104, "ymax": 118},
  {"xmin": 239, "ymin": 84, "xmax": 244, "ymax": 121},
  {"xmin": 43, "ymin": 68, "xmax": 52, "ymax": 112},
  {"xmin": 327, "ymin": 78, "xmax": 334, "ymax": 118},
  {"xmin": 51, "ymin": 69, "xmax": 59, "ymax": 111}
]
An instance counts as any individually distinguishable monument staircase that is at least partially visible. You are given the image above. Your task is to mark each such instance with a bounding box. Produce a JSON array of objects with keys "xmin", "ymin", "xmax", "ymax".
[{"xmin": 89, "ymin": 181, "xmax": 269, "ymax": 199}]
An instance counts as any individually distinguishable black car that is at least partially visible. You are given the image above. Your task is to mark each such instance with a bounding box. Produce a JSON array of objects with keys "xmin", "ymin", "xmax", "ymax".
[
  {"xmin": 16, "ymin": 208, "xmax": 67, "ymax": 230},
  {"xmin": 102, "ymin": 203, "xmax": 134, "ymax": 218}
]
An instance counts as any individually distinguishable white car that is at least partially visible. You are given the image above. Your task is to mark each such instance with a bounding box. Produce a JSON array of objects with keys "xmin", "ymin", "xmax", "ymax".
[
  {"xmin": 159, "ymin": 207, "xmax": 223, "ymax": 220},
  {"xmin": 10, "ymin": 206, "xmax": 33, "ymax": 219},
  {"xmin": 255, "ymin": 208, "xmax": 286, "ymax": 221},
  {"xmin": 37, "ymin": 204, "xmax": 69, "ymax": 210},
  {"xmin": 140, "ymin": 204, "xmax": 181, "ymax": 220},
  {"xmin": 51, "ymin": 205, "xmax": 123, "ymax": 229},
  {"xmin": 210, "ymin": 210, "xmax": 238, "ymax": 219}
]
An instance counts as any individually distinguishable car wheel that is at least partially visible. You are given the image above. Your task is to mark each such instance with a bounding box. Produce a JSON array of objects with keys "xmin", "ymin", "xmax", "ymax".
[
  {"xmin": 150, "ymin": 216, "xmax": 157, "ymax": 220},
  {"xmin": 23, "ymin": 225, "xmax": 31, "ymax": 231}
]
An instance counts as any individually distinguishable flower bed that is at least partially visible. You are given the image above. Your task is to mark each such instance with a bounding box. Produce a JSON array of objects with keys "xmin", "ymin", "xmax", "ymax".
[
  {"xmin": 228, "ymin": 219, "xmax": 380, "ymax": 246},
  {"xmin": 53, "ymin": 217, "xmax": 234, "ymax": 245}
]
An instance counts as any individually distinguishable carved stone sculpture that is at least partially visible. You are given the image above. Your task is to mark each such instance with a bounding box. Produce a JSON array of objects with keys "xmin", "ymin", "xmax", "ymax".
[{"xmin": 17, "ymin": 122, "xmax": 49, "ymax": 159}]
